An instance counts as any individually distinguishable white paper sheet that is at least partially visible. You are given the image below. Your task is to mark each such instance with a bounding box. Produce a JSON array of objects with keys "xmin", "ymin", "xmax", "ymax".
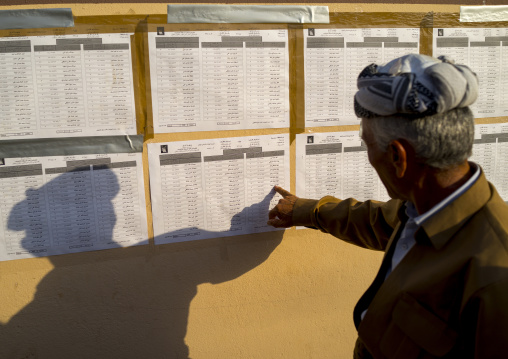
[
  {"xmin": 148, "ymin": 30, "xmax": 289, "ymax": 133},
  {"xmin": 304, "ymin": 28, "xmax": 420, "ymax": 127},
  {"xmin": 296, "ymin": 131, "xmax": 390, "ymax": 202},
  {"xmin": 0, "ymin": 153, "xmax": 148, "ymax": 261},
  {"xmin": 471, "ymin": 123, "xmax": 508, "ymax": 200},
  {"xmin": 433, "ymin": 28, "xmax": 508, "ymax": 118},
  {"xmin": 148, "ymin": 134, "xmax": 290, "ymax": 244},
  {"xmin": 0, "ymin": 33, "xmax": 137, "ymax": 139}
]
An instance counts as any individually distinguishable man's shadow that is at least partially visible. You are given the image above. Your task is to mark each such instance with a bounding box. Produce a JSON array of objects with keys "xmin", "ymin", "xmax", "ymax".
[{"xmin": 0, "ymin": 168, "xmax": 283, "ymax": 359}]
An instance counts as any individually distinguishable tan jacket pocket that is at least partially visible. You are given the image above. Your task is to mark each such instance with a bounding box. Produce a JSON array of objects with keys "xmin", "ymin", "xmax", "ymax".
[{"xmin": 380, "ymin": 293, "xmax": 458, "ymax": 359}]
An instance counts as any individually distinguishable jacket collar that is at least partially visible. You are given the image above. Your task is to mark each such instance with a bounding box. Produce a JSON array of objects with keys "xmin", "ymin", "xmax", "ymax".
[{"xmin": 414, "ymin": 167, "xmax": 491, "ymax": 250}]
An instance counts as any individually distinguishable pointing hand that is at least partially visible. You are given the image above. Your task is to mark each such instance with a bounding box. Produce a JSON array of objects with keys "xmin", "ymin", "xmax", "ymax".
[{"xmin": 267, "ymin": 186, "xmax": 298, "ymax": 228}]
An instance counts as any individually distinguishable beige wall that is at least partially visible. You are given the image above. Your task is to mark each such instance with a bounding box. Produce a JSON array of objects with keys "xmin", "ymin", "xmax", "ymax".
[
  {"xmin": 0, "ymin": 3, "xmax": 466, "ymax": 359},
  {"xmin": 0, "ymin": 3, "xmax": 463, "ymax": 15}
]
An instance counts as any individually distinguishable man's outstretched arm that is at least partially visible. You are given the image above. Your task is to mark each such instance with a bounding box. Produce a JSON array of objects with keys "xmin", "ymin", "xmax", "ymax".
[{"xmin": 267, "ymin": 185, "xmax": 402, "ymax": 251}]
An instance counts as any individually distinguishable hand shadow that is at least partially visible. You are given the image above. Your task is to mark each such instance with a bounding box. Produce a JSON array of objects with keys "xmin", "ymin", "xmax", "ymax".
[{"xmin": 0, "ymin": 167, "xmax": 283, "ymax": 359}]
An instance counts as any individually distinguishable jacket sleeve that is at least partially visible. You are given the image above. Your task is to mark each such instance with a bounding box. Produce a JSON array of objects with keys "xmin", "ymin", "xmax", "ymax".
[
  {"xmin": 292, "ymin": 196, "xmax": 403, "ymax": 251},
  {"xmin": 460, "ymin": 278, "xmax": 508, "ymax": 358}
]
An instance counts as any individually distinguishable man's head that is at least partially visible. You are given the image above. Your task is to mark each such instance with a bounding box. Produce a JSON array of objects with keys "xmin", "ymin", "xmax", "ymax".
[
  {"xmin": 355, "ymin": 54, "xmax": 479, "ymax": 201},
  {"xmin": 360, "ymin": 108, "xmax": 475, "ymax": 200},
  {"xmin": 362, "ymin": 107, "xmax": 475, "ymax": 169}
]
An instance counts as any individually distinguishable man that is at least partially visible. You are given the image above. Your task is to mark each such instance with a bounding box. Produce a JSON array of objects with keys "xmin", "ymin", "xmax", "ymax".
[{"xmin": 268, "ymin": 54, "xmax": 508, "ymax": 358}]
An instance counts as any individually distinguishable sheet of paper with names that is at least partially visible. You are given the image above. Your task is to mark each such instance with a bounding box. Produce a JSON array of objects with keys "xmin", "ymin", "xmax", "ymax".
[
  {"xmin": 433, "ymin": 27, "xmax": 508, "ymax": 118},
  {"xmin": 304, "ymin": 28, "xmax": 420, "ymax": 127},
  {"xmin": 471, "ymin": 123, "xmax": 508, "ymax": 201},
  {"xmin": 147, "ymin": 134, "xmax": 290, "ymax": 244},
  {"xmin": 296, "ymin": 131, "xmax": 390, "ymax": 203},
  {"xmin": 0, "ymin": 153, "xmax": 148, "ymax": 261},
  {"xmin": 0, "ymin": 33, "xmax": 137, "ymax": 140},
  {"xmin": 148, "ymin": 29, "xmax": 289, "ymax": 133}
]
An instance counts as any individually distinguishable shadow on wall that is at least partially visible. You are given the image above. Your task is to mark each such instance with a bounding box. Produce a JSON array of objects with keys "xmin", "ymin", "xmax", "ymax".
[{"xmin": 0, "ymin": 168, "xmax": 283, "ymax": 359}]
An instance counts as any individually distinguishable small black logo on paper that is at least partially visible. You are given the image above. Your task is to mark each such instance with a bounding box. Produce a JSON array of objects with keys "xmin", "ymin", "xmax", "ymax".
[
  {"xmin": 157, "ymin": 27, "xmax": 165, "ymax": 36},
  {"xmin": 0, "ymin": 158, "xmax": 4, "ymax": 166},
  {"xmin": 438, "ymin": 29, "xmax": 444, "ymax": 36},
  {"xmin": 308, "ymin": 28, "xmax": 315, "ymax": 37},
  {"xmin": 161, "ymin": 145, "xmax": 168, "ymax": 154},
  {"xmin": 307, "ymin": 136, "xmax": 314, "ymax": 144}
]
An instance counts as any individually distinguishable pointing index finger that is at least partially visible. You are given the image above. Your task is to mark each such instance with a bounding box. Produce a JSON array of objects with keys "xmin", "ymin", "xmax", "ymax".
[{"xmin": 274, "ymin": 185, "xmax": 293, "ymax": 198}]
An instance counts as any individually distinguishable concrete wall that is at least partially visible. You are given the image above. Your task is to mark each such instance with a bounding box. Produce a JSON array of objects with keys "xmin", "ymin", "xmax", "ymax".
[{"xmin": 0, "ymin": 3, "xmax": 462, "ymax": 359}]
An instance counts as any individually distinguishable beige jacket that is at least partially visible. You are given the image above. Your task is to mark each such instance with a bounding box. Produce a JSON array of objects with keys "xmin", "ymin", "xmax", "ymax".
[{"xmin": 293, "ymin": 171, "xmax": 508, "ymax": 358}]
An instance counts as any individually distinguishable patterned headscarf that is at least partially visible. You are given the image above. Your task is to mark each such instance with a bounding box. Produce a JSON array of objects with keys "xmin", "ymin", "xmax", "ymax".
[{"xmin": 354, "ymin": 54, "xmax": 479, "ymax": 119}]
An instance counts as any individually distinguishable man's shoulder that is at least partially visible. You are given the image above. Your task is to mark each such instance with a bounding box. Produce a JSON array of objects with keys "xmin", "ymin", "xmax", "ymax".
[
  {"xmin": 459, "ymin": 172, "xmax": 508, "ymax": 241},
  {"xmin": 480, "ymin": 185, "xmax": 508, "ymax": 245},
  {"xmin": 450, "ymin": 198, "xmax": 508, "ymax": 308},
  {"xmin": 462, "ymin": 184, "xmax": 508, "ymax": 287}
]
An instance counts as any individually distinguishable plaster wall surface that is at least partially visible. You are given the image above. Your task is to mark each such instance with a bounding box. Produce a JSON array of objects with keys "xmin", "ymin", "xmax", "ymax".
[{"xmin": 0, "ymin": 3, "xmax": 468, "ymax": 358}]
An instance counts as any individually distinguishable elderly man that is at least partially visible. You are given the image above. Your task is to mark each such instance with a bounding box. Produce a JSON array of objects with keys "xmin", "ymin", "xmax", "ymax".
[{"xmin": 268, "ymin": 54, "xmax": 508, "ymax": 358}]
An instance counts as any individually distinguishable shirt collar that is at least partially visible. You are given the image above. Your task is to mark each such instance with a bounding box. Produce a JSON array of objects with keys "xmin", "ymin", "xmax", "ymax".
[{"xmin": 405, "ymin": 163, "xmax": 481, "ymax": 226}]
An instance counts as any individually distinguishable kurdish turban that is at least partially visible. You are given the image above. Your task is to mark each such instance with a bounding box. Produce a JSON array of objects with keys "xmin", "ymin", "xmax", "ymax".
[{"xmin": 354, "ymin": 54, "xmax": 479, "ymax": 119}]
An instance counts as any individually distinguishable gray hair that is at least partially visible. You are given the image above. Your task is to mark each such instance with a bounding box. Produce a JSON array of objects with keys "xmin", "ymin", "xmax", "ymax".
[{"xmin": 362, "ymin": 107, "xmax": 475, "ymax": 169}]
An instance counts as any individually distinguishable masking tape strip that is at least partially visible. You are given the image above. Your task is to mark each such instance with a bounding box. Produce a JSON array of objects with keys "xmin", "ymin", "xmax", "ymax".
[
  {"xmin": 0, "ymin": 135, "xmax": 144, "ymax": 158},
  {"xmin": 0, "ymin": 8, "xmax": 74, "ymax": 30},
  {"xmin": 167, "ymin": 5, "xmax": 330, "ymax": 24},
  {"xmin": 460, "ymin": 6, "xmax": 508, "ymax": 22}
]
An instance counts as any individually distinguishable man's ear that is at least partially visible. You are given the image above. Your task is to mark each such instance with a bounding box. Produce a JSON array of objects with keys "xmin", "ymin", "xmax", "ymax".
[{"xmin": 388, "ymin": 140, "xmax": 407, "ymax": 178}]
